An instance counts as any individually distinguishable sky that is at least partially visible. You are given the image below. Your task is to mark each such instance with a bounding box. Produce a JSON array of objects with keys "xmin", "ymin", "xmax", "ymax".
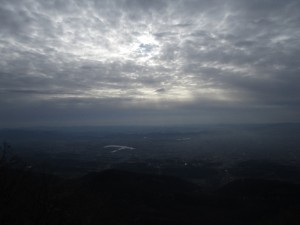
[{"xmin": 0, "ymin": 0, "xmax": 300, "ymax": 127}]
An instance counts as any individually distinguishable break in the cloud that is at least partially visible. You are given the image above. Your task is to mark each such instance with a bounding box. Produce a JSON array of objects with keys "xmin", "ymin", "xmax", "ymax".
[{"xmin": 0, "ymin": 0, "xmax": 300, "ymax": 127}]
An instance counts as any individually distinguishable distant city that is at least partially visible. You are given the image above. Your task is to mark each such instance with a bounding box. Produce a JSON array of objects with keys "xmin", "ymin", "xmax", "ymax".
[{"xmin": 2, "ymin": 123, "xmax": 300, "ymax": 189}]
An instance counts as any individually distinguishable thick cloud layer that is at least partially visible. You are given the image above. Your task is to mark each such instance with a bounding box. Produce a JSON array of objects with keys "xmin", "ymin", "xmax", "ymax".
[{"xmin": 0, "ymin": 0, "xmax": 300, "ymax": 126}]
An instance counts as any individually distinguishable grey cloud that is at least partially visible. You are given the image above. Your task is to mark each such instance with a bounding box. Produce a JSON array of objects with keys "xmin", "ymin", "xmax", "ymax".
[
  {"xmin": 0, "ymin": 0, "xmax": 300, "ymax": 126},
  {"xmin": 0, "ymin": 88, "xmax": 79, "ymax": 96},
  {"xmin": 155, "ymin": 88, "xmax": 166, "ymax": 93}
]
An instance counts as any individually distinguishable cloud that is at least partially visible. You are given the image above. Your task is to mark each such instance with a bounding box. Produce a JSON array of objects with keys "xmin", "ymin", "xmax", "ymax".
[
  {"xmin": 0, "ymin": 0, "xmax": 300, "ymax": 126},
  {"xmin": 155, "ymin": 88, "xmax": 166, "ymax": 93}
]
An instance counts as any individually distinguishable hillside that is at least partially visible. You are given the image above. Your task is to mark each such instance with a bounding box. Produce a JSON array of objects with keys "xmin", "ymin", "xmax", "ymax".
[{"xmin": 1, "ymin": 165, "xmax": 300, "ymax": 225}]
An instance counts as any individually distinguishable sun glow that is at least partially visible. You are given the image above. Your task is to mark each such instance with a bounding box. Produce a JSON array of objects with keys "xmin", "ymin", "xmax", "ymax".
[{"xmin": 137, "ymin": 33, "xmax": 158, "ymax": 45}]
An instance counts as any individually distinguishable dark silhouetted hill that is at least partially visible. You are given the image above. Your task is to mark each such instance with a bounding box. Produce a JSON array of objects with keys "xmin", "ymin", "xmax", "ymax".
[{"xmin": 1, "ymin": 166, "xmax": 300, "ymax": 225}]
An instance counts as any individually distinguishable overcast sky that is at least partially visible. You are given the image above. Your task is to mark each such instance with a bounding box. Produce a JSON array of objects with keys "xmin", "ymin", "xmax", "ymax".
[{"xmin": 1, "ymin": 0, "xmax": 300, "ymax": 127}]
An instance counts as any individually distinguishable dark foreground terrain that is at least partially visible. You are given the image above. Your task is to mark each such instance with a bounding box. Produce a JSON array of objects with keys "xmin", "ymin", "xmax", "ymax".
[
  {"xmin": 1, "ymin": 164, "xmax": 300, "ymax": 225},
  {"xmin": 1, "ymin": 124, "xmax": 300, "ymax": 224}
]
